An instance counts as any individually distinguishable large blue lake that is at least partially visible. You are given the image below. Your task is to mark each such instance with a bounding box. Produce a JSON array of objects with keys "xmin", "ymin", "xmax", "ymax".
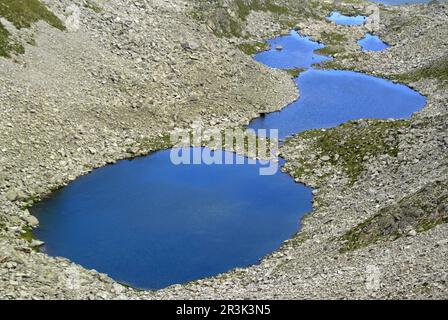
[
  {"xmin": 32, "ymin": 149, "xmax": 312, "ymax": 289},
  {"xmin": 32, "ymin": 20, "xmax": 426, "ymax": 290}
]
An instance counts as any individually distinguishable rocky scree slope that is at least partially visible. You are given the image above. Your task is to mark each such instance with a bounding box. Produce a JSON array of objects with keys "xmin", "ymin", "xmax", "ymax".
[
  {"xmin": 0, "ymin": 0, "xmax": 296, "ymax": 299},
  {"xmin": 0, "ymin": 0, "xmax": 447, "ymax": 299}
]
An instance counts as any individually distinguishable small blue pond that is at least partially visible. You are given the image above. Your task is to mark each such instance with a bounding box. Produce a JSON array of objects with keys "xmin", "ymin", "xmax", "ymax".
[
  {"xmin": 358, "ymin": 33, "xmax": 390, "ymax": 52},
  {"xmin": 254, "ymin": 30, "xmax": 330, "ymax": 69},
  {"xmin": 33, "ymin": 26, "xmax": 426, "ymax": 290},
  {"xmin": 32, "ymin": 148, "xmax": 313, "ymax": 289},
  {"xmin": 327, "ymin": 11, "xmax": 366, "ymax": 25}
]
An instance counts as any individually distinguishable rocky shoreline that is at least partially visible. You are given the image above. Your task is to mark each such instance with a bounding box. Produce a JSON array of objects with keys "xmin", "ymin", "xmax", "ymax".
[{"xmin": 0, "ymin": 0, "xmax": 447, "ymax": 299}]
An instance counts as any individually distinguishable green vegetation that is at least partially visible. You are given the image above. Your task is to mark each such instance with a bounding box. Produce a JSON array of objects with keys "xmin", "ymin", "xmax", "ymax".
[
  {"xmin": 238, "ymin": 40, "xmax": 269, "ymax": 56},
  {"xmin": 0, "ymin": 0, "xmax": 65, "ymax": 57},
  {"xmin": 388, "ymin": 15, "xmax": 423, "ymax": 33},
  {"xmin": 0, "ymin": 0, "xmax": 65, "ymax": 30},
  {"xmin": 391, "ymin": 55, "xmax": 448, "ymax": 87},
  {"xmin": 340, "ymin": 180, "xmax": 448, "ymax": 253},
  {"xmin": 289, "ymin": 230, "xmax": 310, "ymax": 246},
  {"xmin": 235, "ymin": 0, "xmax": 288, "ymax": 20},
  {"xmin": 190, "ymin": 0, "xmax": 320, "ymax": 38},
  {"xmin": 290, "ymin": 120, "xmax": 408, "ymax": 184},
  {"xmin": 0, "ymin": 23, "xmax": 23, "ymax": 57},
  {"xmin": 285, "ymin": 68, "xmax": 306, "ymax": 78},
  {"xmin": 320, "ymin": 31, "xmax": 347, "ymax": 45},
  {"xmin": 314, "ymin": 45, "xmax": 344, "ymax": 57},
  {"xmin": 202, "ymin": 128, "xmax": 275, "ymax": 158},
  {"xmin": 20, "ymin": 226, "xmax": 42, "ymax": 252},
  {"xmin": 85, "ymin": 0, "xmax": 103, "ymax": 13},
  {"xmin": 20, "ymin": 226, "xmax": 34, "ymax": 243},
  {"xmin": 315, "ymin": 31, "xmax": 348, "ymax": 57},
  {"xmin": 130, "ymin": 133, "xmax": 174, "ymax": 155},
  {"xmin": 319, "ymin": 52, "xmax": 361, "ymax": 70},
  {"xmin": 220, "ymin": 0, "xmax": 290, "ymax": 38}
]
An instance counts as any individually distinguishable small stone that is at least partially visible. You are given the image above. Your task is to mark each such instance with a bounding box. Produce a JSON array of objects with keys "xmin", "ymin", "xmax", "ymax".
[
  {"xmin": 112, "ymin": 283, "xmax": 125, "ymax": 294},
  {"xmin": 181, "ymin": 41, "xmax": 200, "ymax": 51},
  {"xmin": 321, "ymin": 155, "xmax": 331, "ymax": 162},
  {"xmin": 5, "ymin": 189, "xmax": 18, "ymax": 202},
  {"xmin": 25, "ymin": 215, "xmax": 39, "ymax": 228},
  {"xmin": 30, "ymin": 240, "xmax": 44, "ymax": 247},
  {"xmin": 408, "ymin": 229, "xmax": 417, "ymax": 237}
]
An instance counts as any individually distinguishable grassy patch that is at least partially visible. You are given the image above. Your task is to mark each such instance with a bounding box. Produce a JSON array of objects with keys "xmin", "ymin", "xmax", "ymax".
[
  {"xmin": 238, "ymin": 40, "xmax": 269, "ymax": 55},
  {"xmin": 391, "ymin": 55, "xmax": 448, "ymax": 87},
  {"xmin": 314, "ymin": 45, "xmax": 344, "ymax": 57},
  {"xmin": 234, "ymin": 0, "xmax": 288, "ymax": 21},
  {"xmin": 84, "ymin": 0, "xmax": 103, "ymax": 13},
  {"xmin": 0, "ymin": 21, "xmax": 25, "ymax": 57},
  {"xmin": 129, "ymin": 133, "xmax": 173, "ymax": 155},
  {"xmin": 203, "ymin": 128, "xmax": 276, "ymax": 158},
  {"xmin": 316, "ymin": 31, "xmax": 348, "ymax": 57},
  {"xmin": 227, "ymin": 0, "xmax": 290, "ymax": 37},
  {"xmin": 190, "ymin": 0, "xmax": 323, "ymax": 38},
  {"xmin": 288, "ymin": 231, "xmax": 310, "ymax": 246},
  {"xmin": 20, "ymin": 226, "xmax": 34, "ymax": 243},
  {"xmin": 319, "ymin": 53, "xmax": 361, "ymax": 70},
  {"xmin": 320, "ymin": 31, "xmax": 347, "ymax": 45},
  {"xmin": 340, "ymin": 180, "xmax": 448, "ymax": 253},
  {"xmin": 0, "ymin": 0, "xmax": 65, "ymax": 57},
  {"xmin": 285, "ymin": 68, "xmax": 306, "ymax": 78},
  {"xmin": 289, "ymin": 120, "xmax": 409, "ymax": 184},
  {"xmin": 0, "ymin": 0, "xmax": 65, "ymax": 30},
  {"xmin": 20, "ymin": 226, "xmax": 41, "ymax": 252}
]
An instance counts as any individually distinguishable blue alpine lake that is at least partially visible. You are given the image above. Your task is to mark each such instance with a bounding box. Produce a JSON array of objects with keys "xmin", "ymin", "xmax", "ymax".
[
  {"xmin": 32, "ymin": 148, "xmax": 313, "ymax": 289},
  {"xmin": 327, "ymin": 11, "xmax": 366, "ymax": 25},
  {"xmin": 254, "ymin": 30, "xmax": 330, "ymax": 69},
  {"xmin": 249, "ymin": 32, "xmax": 425, "ymax": 139},
  {"xmin": 32, "ymin": 24, "xmax": 426, "ymax": 290},
  {"xmin": 248, "ymin": 68, "xmax": 425, "ymax": 139},
  {"xmin": 358, "ymin": 33, "xmax": 390, "ymax": 52}
]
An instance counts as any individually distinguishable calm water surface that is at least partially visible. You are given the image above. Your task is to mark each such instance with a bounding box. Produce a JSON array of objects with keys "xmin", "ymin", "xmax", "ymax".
[
  {"xmin": 32, "ymin": 149, "xmax": 312, "ymax": 289},
  {"xmin": 358, "ymin": 33, "xmax": 390, "ymax": 52},
  {"xmin": 254, "ymin": 30, "xmax": 330, "ymax": 69},
  {"xmin": 327, "ymin": 11, "xmax": 366, "ymax": 25}
]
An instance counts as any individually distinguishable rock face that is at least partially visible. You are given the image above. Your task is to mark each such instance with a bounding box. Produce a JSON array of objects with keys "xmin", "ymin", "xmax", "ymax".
[{"xmin": 0, "ymin": 0, "xmax": 447, "ymax": 300}]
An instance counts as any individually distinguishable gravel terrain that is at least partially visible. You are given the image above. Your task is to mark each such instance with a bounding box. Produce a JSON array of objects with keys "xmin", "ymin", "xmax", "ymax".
[{"xmin": 0, "ymin": 0, "xmax": 446, "ymax": 299}]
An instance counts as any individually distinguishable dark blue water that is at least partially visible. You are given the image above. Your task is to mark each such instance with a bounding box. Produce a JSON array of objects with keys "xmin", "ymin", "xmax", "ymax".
[
  {"xmin": 32, "ymin": 148, "xmax": 312, "ymax": 289},
  {"xmin": 327, "ymin": 11, "xmax": 366, "ymax": 25},
  {"xmin": 254, "ymin": 30, "xmax": 330, "ymax": 69},
  {"xmin": 249, "ymin": 32, "xmax": 425, "ymax": 139},
  {"xmin": 358, "ymin": 33, "xmax": 390, "ymax": 52},
  {"xmin": 249, "ymin": 68, "xmax": 425, "ymax": 139}
]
